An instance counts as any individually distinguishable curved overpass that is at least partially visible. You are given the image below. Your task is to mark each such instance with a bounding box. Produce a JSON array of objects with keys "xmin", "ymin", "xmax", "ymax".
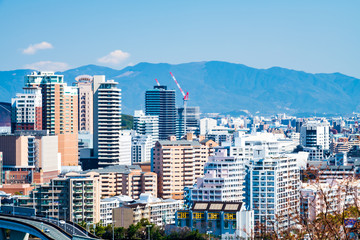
[{"xmin": 0, "ymin": 215, "xmax": 98, "ymax": 240}]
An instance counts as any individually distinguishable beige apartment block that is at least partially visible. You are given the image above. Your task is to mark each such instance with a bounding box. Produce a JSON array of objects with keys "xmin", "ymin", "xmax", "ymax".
[
  {"xmin": 75, "ymin": 75, "xmax": 93, "ymax": 133},
  {"xmin": 81, "ymin": 165, "xmax": 157, "ymax": 199},
  {"xmin": 25, "ymin": 72, "xmax": 78, "ymax": 166},
  {"xmin": 153, "ymin": 137, "xmax": 212, "ymax": 200}
]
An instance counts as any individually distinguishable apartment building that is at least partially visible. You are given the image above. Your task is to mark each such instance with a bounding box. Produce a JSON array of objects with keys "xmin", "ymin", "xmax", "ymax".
[
  {"xmin": 245, "ymin": 152, "xmax": 300, "ymax": 233},
  {"xmin": 187, "ymin": 148, "xmax": 245, "ymax": 203},
  {"xmin": 113, "ymin": 193, "xmax": 183, "ymax": 228},
  {"xmin": 93, "ymin": 76, "xmax": 122, "ymax": 167},
  {"xmin": 152, "ymin": 137, "xmax": 212, "ymax": 200},
  {"xmin": 133, "ymin": 110, "xmax": 159, "ymax": 146},
  {"xmin": 83, "ymin": 165, "xmax": 157, "ymax": 199},
  {"xmin": 301, "ymin": 179, "xmax": 360, "ymax": 221},
  {"xmin": 131, "ymin": 134, "xmax": 153, "ymax": 164},
  {"xmin": 24, "ymin": 71, "xmax": 78, "ymax": 166},
  {"xmin": 75, "ymin": 75, "xmax": 93, "ymax": 133},
  {"xmin": 19, "ymin": 173, "xmax": 101, "ymax": 224},
  {"xmin": 11, "ymin": 86, "xmax": 42, "ymax": 132}
]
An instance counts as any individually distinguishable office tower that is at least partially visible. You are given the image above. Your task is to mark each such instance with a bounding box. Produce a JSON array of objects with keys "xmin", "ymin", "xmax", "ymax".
[
  {"xmin": 11, "ymin": 86, "xmax": 42, "ymax": 132},
  {"xmin": 152, "ymin": 137, "xmax": 212, "ymax": 200},
  {"xmin": 119, "ymin": 130, "xmax": 131, "ymax": 165},
  {"xmin": 133, "ymin": 110, "xmax": 159, "ymax": 146},
  {"xmin": 131, "ymin": 134, "xmax": 152, "ymax": 164},
  {"xmin": 145, "ymin": 86, "xmax": 176, "ymax": 140},
  {"xmin": 176, "ymin": 106, "xmax": 200, "ymax": 139},
  {"xmin": 24, "ymin": 72, "xmax": 78, "ymax": 166},
  {"xmin": 75, "ymin": 75, "xmax": 93, "ymax": 133},
  {"xmin": 300, "ymin": 120, "xmax": 330, "ymax": 150},
  {"xmin": 93, "ymin": 76, "xmax": 122, "ymax": 167},
  {"xmin": 200, "ymin": 118, "xmax": 217, "ymax": 135},
  {"xmin": 245, "ymin": 152, "xmax": 300, "ymax": 233},
  {"xmin": 187, "ymin": 148, "xmax": 245, "ymax": 203}
]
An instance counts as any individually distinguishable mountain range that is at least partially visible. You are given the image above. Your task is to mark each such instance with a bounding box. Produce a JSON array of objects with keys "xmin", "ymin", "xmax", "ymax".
[{"xmin": 0, "ymin": 61, "xmax": 359, "ymax": 115}]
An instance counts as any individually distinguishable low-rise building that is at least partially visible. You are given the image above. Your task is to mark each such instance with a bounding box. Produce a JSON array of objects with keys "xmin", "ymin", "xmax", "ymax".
[
  {"xmin": 176, "ymin": 201, "xmax": 254, "ymax": 239},
  {"xmin": 113, "ymin": 193, "xmax": 183, "ymax": 228}
]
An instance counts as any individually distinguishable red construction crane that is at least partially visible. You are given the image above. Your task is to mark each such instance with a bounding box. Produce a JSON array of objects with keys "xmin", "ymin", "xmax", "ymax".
[
  {"xmin": 155, "ymin": 78, "xmax": 160, "ymax": 86},
  {"xmin": 170, "ymin": 72, "xmax": 189, "ymax": 137}
]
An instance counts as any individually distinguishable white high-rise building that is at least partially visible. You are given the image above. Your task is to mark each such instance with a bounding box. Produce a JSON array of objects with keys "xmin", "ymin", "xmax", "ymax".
[
  {"xmin": 119, "ymin": 130, "xmax": 132, "ymax": 165},
  {"xmin": 188, "ymin": 148, "xmax": 245, "ymax": 202},
  {"xmin": 11, "ymin": 86, "xmax": 42, "ymax": 132},
  {"xmin": 245, "ymin": 150, "xmax": 300, "ymax": 233},
  {"xmin": 300, "ymin": 120, "xmax": 330, "ymax": 150},
  {"xmin": 131, "ymin": 134, "xmax": 153, "ymax": 164},
  {"xmin": 93, "ymin": 76, "xmax": 122, "ymax": 167},
  {"xmin": 200, "ymin": 118, "xmax": 217, "ymax": 135},
  {"xmin": 133, "ymin": 110, "xmax": 159, "ymax": 146}
]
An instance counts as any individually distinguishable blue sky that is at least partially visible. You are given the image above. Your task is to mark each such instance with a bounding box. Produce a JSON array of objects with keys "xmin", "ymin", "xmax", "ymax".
[{"xmin": 0, "ymin": 0, "xmax": 359, "ymax": 77}]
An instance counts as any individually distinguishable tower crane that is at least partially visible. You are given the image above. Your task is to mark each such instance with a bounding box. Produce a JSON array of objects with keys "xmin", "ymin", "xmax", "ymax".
[
  {"xmin": 155, "ymin": 79, "xmax": 160, "ymax": 86},
  {"xmin": 170, "ymin": 72, "xmax": 189, "ymax": 138}
]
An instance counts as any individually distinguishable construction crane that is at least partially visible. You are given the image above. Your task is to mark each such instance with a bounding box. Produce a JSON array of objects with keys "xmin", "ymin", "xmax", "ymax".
[
  {"xmin": 155, "ymin": 78, "xmax": 160, "ymax": 86},
  {"xmin": 170, "ymin": 72, "xmax": 189, "ymax": 138}
]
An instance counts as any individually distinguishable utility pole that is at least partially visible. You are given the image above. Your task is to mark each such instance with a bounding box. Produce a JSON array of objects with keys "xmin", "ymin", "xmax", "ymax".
[{"xmin": 146, "ymin": 225, "xmax": 152, "ymax": 240}]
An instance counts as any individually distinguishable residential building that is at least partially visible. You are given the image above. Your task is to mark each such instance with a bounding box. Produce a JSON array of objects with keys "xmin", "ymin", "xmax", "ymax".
[
  {"xmin": 133, "ymin": 110, "xmax": 159, "ymax": 146},
  {"xmin": 113, "ymin": 193, "xmax": 183, "ymax": 228},
  {"xmin": 200, "ymin": 118, "xmax": 217, "ymax": 135},
  {"xmin": 0, "ymin": 131, "xmax": 60, "ymax": 194},
  {"xmin": 245, "ymin": 152, "xmax": 300, "ymax": 233},
  {"xmin": 301, "ymin": 179, "xmax": 360, "ymax": 222},
  {"xmin": 131, "ymin": 134, "xmax": 153, "ymax": 164},
  {"xmin": 93, "ymin": 76, "xmax": 122, "ymax": 167},
  {"xmin": 24, "ymin": 71, "xmax": 78, "ymax": 166},
  {"xmin": 83, "ymin": 165, "xmax": 157, "ymax": 199},
  {"xmin": 119, "ymin": 130, "xmax": 132, "ymax": 165},
  {"xmin": 100, "ymin": 195, "xmax": 133, "ymax": 226},
  {"xmin": 186, "ymin": 148, "xmax": 245, "ymax": 203},
  {"xmin": 176, "ymin": 106, "xmax": 200, "ymax": 139},
  {"xmin": 11, "ymin": 86, "xmax": 42, "ymax": 132},
  {"xmin": 145, "ymin": 86, "xmax": 176, "ymax": 140},
  {"xmin": 176, "ymin": 201, "xmax": 254, "ymax": 239},
  {"xmin": 19, "ymin": 173, "xmax": 101, "ymax": 224},
  {"xmin": 75, "ymin": 75, "xmax": 93, "ymax": 133},
  {"xmin": 153, "ymin": 137, "xmax": 212, "ymax": 200}
]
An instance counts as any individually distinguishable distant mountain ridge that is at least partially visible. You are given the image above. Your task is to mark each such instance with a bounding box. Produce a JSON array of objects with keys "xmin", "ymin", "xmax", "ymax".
[{"xmin": 0, "ymin": 61, "xmax": 359, "ymax": 115}]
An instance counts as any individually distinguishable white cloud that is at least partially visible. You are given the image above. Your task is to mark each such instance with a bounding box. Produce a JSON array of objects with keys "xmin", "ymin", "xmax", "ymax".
[
  {"xmin": 98, "ymin": 50, "xmax": 130, "ymax": 64},
  {"xmin": 24, "ymin": 61, "xmax": 70, "ymax": 72},
  {"xmin": 23, "ymin": 42, "xmax": 53, "ymax": 55}
]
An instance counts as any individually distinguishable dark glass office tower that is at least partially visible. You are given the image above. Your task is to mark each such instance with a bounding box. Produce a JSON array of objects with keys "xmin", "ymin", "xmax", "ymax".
[{"xmin": 145, "ymin": 86, "xmax": 176, "ymax": 140}]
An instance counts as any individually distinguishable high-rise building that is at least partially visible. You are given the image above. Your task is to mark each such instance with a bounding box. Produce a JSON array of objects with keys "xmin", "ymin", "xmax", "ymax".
[
  {"xmin": 176, "ymin": 106, "xmax": 200, "ymax": 139},
  {"xmin": 200, "ymin": 118, "xmax": 217, "ymax": 135},
  {"xmin": 133, "ymin": 110, "xmax": 159, "ymax": 146},
  {"xmin": 131, "ymin": 134, "xmax": 153, "ymax": 164},
  {"xmin": 24, "ymin": 72, "xmax": 78, "ymax": 166},
  {"xmin": 75, "ymin": 75, "xmax": 93, "ymax": 134},
  {"xmin": 11, "ymin": 86, "xmax": 42, "ymax": 132},
  {"xmin": 245, "ymin": 152, "xmax": 300, "ymax": 233},
  {"xmin": 300, "ymin": 120, "xmax": 330, "ymax": 150},
  {"xmin": 187, "ymin": 148, "xmax": 245, "ymax": 203},
  {"xmin": 93, "ymin": 76, "xmax": 122, "ymax": 167},
  {"xmin": 119, "ymin": 130, "xmax": 131, "ymax": 165},
  {"xmin": 152, "ymin": 137, "xmax": 212, "ymax": 200},
  {"xmin": 145, "ymin": 86, "xmax": 176, "ymax": 140}
]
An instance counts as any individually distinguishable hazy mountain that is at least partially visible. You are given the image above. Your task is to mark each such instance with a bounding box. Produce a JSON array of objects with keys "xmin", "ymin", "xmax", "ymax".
[{"xmin": 1, "ymin": 61, "xmax": 359, "ymax": 115}]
